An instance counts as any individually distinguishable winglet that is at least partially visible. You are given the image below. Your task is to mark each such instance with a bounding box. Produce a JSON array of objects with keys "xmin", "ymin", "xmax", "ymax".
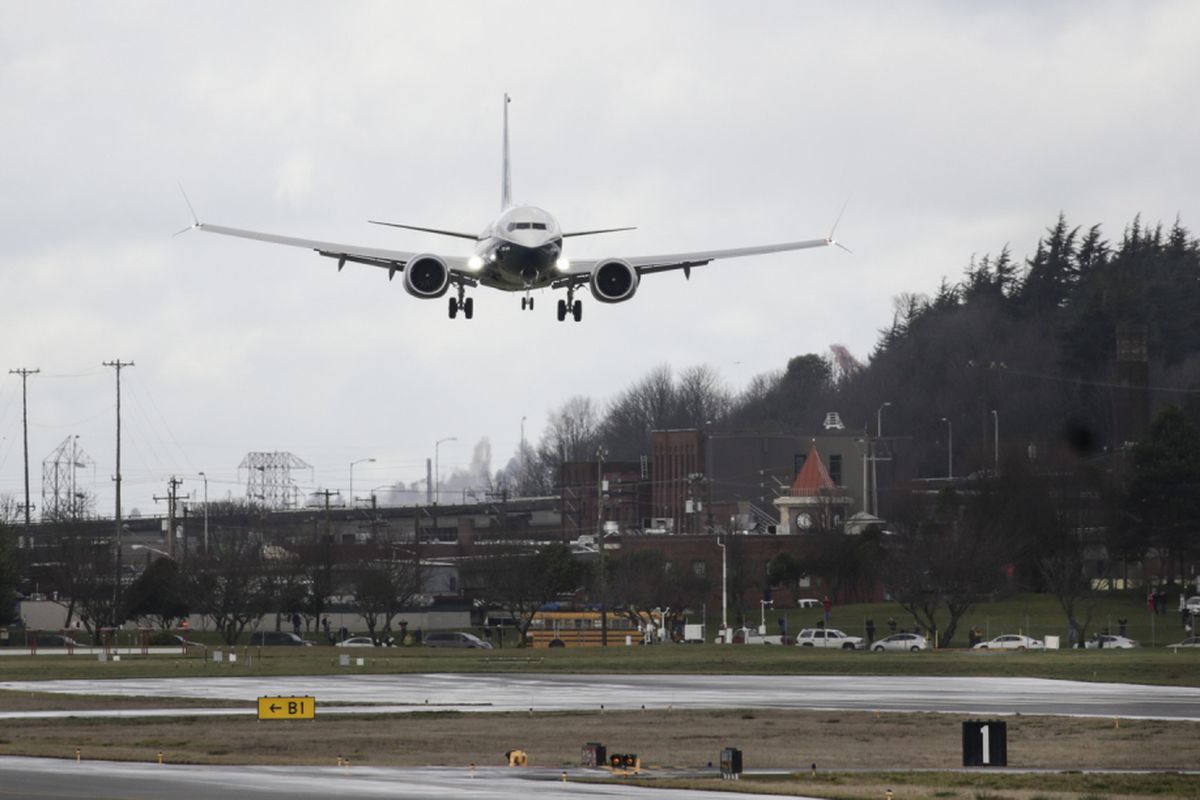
[
  {"xmin": 173, "ymin": 183, "xmax": 201, "ymax": 237},
  {"xmin": 826, "ymin": 199, "xmax": 852, "ymax": 253}
]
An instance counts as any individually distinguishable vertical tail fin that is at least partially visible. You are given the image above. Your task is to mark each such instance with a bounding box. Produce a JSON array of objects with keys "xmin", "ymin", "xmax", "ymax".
[{"xmin": 501, "ymin": 93, "xmax": 512, "ymax": 211}]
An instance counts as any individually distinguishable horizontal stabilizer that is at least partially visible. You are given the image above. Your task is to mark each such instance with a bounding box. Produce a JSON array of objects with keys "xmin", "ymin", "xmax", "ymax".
[
  {"xmin": 561, "ymin": 226, "xmax": 637, "ymax": 238},
  {"xmin": 368, "ymin": 220, "xmax": 480, "ymax": 241}
]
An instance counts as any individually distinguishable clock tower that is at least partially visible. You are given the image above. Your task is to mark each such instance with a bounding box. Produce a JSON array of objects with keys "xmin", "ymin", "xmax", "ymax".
[{"xmin": 773, "ymin": 443, "xmax": 853, "ymax": 533}]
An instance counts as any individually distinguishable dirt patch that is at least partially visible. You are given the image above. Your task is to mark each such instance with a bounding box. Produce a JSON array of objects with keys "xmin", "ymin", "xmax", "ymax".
[
  {"xmin": 1, "ymin": 708, "xmax": 1196, "ymax": 772},
  {"xmin": 0, "ymin": 690, "xmax": 245, "ymax": 712}
]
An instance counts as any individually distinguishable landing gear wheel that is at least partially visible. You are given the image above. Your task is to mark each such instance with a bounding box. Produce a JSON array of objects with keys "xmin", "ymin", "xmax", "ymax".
[
  {"xmin": 557, "ymin": 299, "xmax": 567, "ymax": 322},
  {"xmin": 463, "ymin": 297, "xmax": 474, "ymax": 319},
  {"xmin": 521, "ymin": 297, "xmax": 527, "ymax": 310},
  {"xmin": 448, "ymin": 297, "xmax": 458, "ymax": 319},
  {"xmin": 528, "ymin": 296, "xmax": 534, "ymax": 310},
  {"xmin": 572, "ymin": 300, "xmax": 582, "ymax": 322}
]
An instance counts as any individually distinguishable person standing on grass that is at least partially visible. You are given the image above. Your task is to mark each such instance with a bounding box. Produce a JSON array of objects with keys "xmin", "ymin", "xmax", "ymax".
[{"xmin": 822, "ymin": 596, "xmax": 832, "ymax": 625}]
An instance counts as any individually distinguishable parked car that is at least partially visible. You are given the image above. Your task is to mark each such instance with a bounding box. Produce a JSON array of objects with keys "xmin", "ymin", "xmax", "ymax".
[
  {"xmin": 248, "ymin": 631, "xmax": 313, "ymax": 646},
  {"xmin": 149, "ymin": 632, "xmax": 203, "ymax": 648},
  {"xmin": 1167, "ymin": 636, "xmax": 1200, "ymax": 648},
  {"xmin": 973, "ymin": 634, "xmax": 1043, "ymax": 650},
  {"xmin": 1084, "ymin": 634, "xmax": 1138, "ymax": 649},
  {"xmin": 794, "ymin": 628, "xmax": 863, "ymax": 650},
  {"xmin": 335, "ymin": 636, "xmax": 379, "ymax": 648},
  {"xmin": 423, "ymin": 631, "xmax": 493, "ymax": 649},
  {"xmin": 871, "ymin": 632, "xmax": 929, "ymax": 652},
  {"xmin": 796, "ymin": 598, "xmax": 821, "ymax": 608},
  {"xmin": 32, "ymin": 633, "xmax": 84, "ymax": 648},
  {"xmin": 1184, "ymin": 596, "xmax": 1200, "ymax": 614}
]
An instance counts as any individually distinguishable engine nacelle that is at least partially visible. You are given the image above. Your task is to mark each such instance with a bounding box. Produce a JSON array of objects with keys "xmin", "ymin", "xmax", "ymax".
[
  {"xmin": 589, "ymin": 259, "xmax": 640, "ymax": 303},
  {"xmin": 403, "ymin": 254, "xmax": 451, "ymax": 299}
]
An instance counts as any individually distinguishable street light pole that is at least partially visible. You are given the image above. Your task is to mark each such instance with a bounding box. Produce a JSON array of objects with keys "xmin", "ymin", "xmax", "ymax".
[
  {"xmin": 198, "ymin": 472, "xmax": 208, "ymax": 552},
  {"xmin": 434, "ymin": 438, "xmax": 456, "ymax": 505},
  {"xmin": 991, "ymin": 410, "xmax": 999, "ymax": 473},
  {"xmin": 874, "ymin": 402, "xmax": 891, "ymax": 516},
  {"xmin": 520, "ymin": 415, "xmax": 527, "ymax": 482},
  {"xmin": 350, "ymin": 457, "xmax": 376, "ymax": 508},
  {"xmin": 597, "ymin": 445, "xmax": 609, "ymax": 646},
  {"xmin": 717, "ymin": 530, "xmax": 728, "ymax": 642},
  {"xmin": 941, "ymin": 417, "xmax": 953, "ymax": 479}
]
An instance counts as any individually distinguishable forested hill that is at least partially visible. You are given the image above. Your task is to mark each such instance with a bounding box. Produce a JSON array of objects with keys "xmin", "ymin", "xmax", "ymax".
[
  {"xmin": 837, "ymin": 214, "xmax": 1200, "ymax": 479},
  {"xmin": 518, "ymin": 215, "xmax": 1200, "ymax": 491}
]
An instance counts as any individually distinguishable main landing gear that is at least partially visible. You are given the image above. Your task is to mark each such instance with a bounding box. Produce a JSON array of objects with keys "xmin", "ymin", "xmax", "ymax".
[
  {"xmin": 557, "ymin": 289, "xmax": 583, "ymax": 322},
  {"xmin": 448, "ymin": 287, "xmax": 473, "ymax": 320}
]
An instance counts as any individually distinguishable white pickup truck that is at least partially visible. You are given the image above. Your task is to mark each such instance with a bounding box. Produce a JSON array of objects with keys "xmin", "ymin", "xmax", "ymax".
[
  {"xmin": 714, "ymin": 626, "xmax": 784, "ymax": 644},
  {"xmin": 794, "ymin": 628, "xmax": 864, "ymax": 650}
]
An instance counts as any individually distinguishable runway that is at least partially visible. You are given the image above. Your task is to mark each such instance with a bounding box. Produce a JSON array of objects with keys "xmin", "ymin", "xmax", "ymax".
[
  {"xmin": 2, "ymin": 673, "xmax": 1198, "ymax": 721},
  {"xmin": 0, "ymin": 757, "xmax": 808, "ymax": 800}
]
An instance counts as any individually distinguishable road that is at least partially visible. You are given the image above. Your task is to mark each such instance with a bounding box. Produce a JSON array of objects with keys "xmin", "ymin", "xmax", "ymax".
[
  {"xmin": 2, "ymin": 673, "xmax": 1198, "ymax": 721},
  {"xmin": 0, "ymin": 757, "xmax": 803, "ymax": 799}
]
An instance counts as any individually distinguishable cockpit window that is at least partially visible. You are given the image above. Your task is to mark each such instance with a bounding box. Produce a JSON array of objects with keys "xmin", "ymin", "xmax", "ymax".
[
  {"xmin": 532, "ymin": 222, "xmax": 547, "ymax": 230},
  {"xmin": 507, "ymin": 221, "xmax": 548, "ymax": 231}
]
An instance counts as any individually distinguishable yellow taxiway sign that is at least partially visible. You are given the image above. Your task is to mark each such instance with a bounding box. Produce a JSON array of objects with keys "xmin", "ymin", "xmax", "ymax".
[{"xmin": 257, "ymin": 696, "xmax": 316, "ymax": 720}]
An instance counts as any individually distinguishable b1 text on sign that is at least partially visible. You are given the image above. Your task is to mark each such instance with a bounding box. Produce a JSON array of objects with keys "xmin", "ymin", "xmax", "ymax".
[{"xmin": 257, "ymin": 696, "xmax": 316, "ymax": 720}]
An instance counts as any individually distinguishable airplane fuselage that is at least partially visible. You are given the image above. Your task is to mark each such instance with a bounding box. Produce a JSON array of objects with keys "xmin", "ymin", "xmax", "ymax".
[{"xmin": 470, "ymin": 204, "xmax": 565, "ymax": 291}]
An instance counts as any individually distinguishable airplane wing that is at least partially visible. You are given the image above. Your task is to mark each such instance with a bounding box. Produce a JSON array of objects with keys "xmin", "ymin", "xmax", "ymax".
[
  {"xmin": 195, "ymin": 223, "xmax": 471, "ymax": 275},
  {"xmin": 554, "ymin": 236, "xmax": 834, "ymax": 287}
]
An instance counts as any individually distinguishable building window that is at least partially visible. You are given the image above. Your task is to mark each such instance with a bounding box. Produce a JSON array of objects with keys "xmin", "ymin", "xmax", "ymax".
[
  {"xmin": 829, "ymin": 454, "xmax": 842, "ymax": 486},
  {"xmin": 692, "ymin": 560, "xmax": 707, "ymax": 577}
]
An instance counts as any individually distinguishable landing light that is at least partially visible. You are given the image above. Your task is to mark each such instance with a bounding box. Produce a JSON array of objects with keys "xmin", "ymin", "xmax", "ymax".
[
  {"xmin": 555, "ymin": 256, "xmax": 571, "ymax": 272},
  {"xmin": 467, "ymin": 255, "xmax": 484, "ymax": 271}
]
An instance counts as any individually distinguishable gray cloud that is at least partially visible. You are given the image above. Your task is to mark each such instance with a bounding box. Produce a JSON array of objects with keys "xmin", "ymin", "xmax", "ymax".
[{"xmin": 2, "ymin": 1, "xmax": 1197, "ymax": 513}]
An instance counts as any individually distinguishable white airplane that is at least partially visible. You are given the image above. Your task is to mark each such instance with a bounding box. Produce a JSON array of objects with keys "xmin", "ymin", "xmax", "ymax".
[{"xmin": 184, "ymin": 95, "xmax": 841, "ymax": 322}]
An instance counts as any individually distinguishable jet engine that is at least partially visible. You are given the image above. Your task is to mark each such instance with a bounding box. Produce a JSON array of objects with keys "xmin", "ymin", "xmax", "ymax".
[
  {"xmin": 403, "ymin": 255, "xmax": 451, "ymax": 299},
  {"xmin": 589, "ymin": 259, "xmax": 639, "ymax": 303}
]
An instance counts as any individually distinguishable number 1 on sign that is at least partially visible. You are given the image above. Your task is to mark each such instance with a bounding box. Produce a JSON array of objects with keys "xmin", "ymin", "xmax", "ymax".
[{"xmin": 980, "ymin": 724, "xmax": 990, "ymax": 765}]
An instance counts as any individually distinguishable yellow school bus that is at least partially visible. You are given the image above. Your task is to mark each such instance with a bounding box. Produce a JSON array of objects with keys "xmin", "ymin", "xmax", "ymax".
[{"xmin": 526, "ymin": 610, "xmax": 645, "ymax": 647}]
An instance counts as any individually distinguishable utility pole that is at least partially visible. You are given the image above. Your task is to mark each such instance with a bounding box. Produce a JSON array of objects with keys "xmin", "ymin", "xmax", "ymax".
[
  {"xmin": 8, "ymin": 368, "xmax": 39, "ymax": 526},
  {"xmin": 154, "ymin": 476, "xmax": 184, "ymax": 559},
  {"xmin": 198, "ymin": 472, "xmax": 209, "ymax": 552},
  {"xmin": 103, "ymin": 359, "xmax": 133, "ymax": 619},
  {"xmin": 312, "ymin": 489, "xmax": 341, "ymax": 540}
]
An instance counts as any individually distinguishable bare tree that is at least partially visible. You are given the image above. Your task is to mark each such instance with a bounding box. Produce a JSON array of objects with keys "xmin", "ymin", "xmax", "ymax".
[
  {"xmin": 46, "ymin": 529, "xmax": 121, "ymax": 640},
  {"xmin": 884, "ymin": 488, "xmax": 1010, "ymax": 647},
  {"xmin": 349, "ymin": 544, "xmax": 423, "ymax": 644},
  {"xmin": 608, "ymin": 548, "xmax": 710, "ymax": 637},
  {"xmin": 464, "ymin": 543, "xmax": 583, "ymax": 645},
  {"xmin": 675, "ymin": 365, "xmax": 732, "ymax": 426},
  {"xmin": 0, "ymin": 521, "xmax": 20, "ymax": 625},
  {"xmin": 185, "ymin": 531, "xmax": 271, "ymax": 645}
]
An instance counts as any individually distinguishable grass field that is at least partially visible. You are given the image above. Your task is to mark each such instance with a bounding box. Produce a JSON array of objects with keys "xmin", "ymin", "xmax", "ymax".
[
  {"xmin": 1, "ymin": 643, "xmax": 1199, "ymax": 686},
  {"xmin": 3, "ymin": 591, "xmax": 1198, "ymax": 685}
]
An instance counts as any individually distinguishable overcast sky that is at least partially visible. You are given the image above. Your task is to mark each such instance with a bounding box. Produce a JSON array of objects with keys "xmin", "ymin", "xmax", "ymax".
[{"xmin": 2, "ymin": 1, "xmax": 1198, "ymax": 517}]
